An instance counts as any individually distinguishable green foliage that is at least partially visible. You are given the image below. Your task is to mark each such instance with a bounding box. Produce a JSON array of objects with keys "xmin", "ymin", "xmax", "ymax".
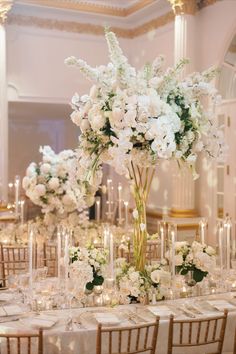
[{"xmin": 177, "ymin": 265, "xmax": 208, "ymax": 283}]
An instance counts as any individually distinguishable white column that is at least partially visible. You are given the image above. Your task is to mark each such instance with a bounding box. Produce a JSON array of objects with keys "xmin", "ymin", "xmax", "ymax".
[
  {"xmin": 169, "ymin": 0, "xmax": 197, "ymax": 218},
  {"xmin": 0, "ymin": 1, "xmax": 12, "ymax": 203},
  {"xmin": 0, "ymin": 23, "xmax": 8, "ymax": 202}
]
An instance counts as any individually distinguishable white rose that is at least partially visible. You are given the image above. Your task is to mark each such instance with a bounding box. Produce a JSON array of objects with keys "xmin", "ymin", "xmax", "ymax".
[
  {"xmin": 35, "ymin": 184, "xmax": 46, "ymax": 197},
  {"xmin": 129, "ymin": 271, "xmax": 140, "ymax": 282},
  {"xmin": 40, "ymin": 163, "xmax": 51, "ymax": 174},
  {"xmin": 48, "ymin": 177, "xmax": 60, "ymax": 190},
  {"xmin": 191, "ymin": 241, "xmax": 203, "ymax": 254},
  {"xmin": 90, "ymin": 114, "xmax": 106, "ymax": 131},
  {"xmin": 71, "ymin": 110, "xmax": 83, "ymax": 126},
  {"xmin": 174, "ymin": 254, "xmax": 183, "ymax": 266},
  {"xmin": 62, "ymin": 194, "xmax": 74, "ymax": 205},
  {"xmin": 80, "ymin": 119, "xmax": 91, "ymax": 133}
]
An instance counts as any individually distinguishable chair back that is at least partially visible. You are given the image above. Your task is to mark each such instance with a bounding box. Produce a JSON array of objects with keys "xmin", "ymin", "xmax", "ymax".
[
  {"xmin": 0, "ymin": 244, "xmax": 29, "ymax": 287},
  {"xmin": 122, "ymin": 242, "xmax": 159, "ymax": 265},
  {"xmin": 233, "ymin": 327, "xmax": 236, "ymax": 354},
  {"xmin": 0, "ymin": 329, "xmax": 43, "ymax": 354},
  {"xmin": 43, "ymin": 243, "xmax": 57, "ymax": 277},
  {"xmin": 96, "ymin": 317, "xmax": 159, "ymax": 354},
  {"xmin": 167, "ymin": 309, "xmax": 228, "ymax": 354}
]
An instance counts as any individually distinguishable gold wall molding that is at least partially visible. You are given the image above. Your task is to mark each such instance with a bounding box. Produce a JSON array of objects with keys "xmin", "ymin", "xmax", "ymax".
[
  {"xmin": 169, "ymin": 208, "xmax": 198, "ymax": 218},
  {"xmin": 168, "ymin": 0, "xmax": 198, "ymax": 15},
  {"xmin": 15, "ymin": 0, "xmax": 155, "ymax": 17},
  {"xmin": 0, "ymin": 0, "xmax": 13, "ymax": 24},
  {"xmin": 7, "ymin": 11, "xmax": 174, "ymax": 38},
  {"xmin": 198, "ymin": 0, "xmax": 218, "ymax": 9}
]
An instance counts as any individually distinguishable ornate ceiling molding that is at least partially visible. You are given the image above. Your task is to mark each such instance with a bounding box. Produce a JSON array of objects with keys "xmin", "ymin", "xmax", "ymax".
[
  {"xmin": 0, "ymin": 0, "xmax": 13, "ymax": 24},
  {"xmin": 7, "ymin": 11, "xmax": 174, "ymax": 38},
  {"xmin": 7, "ymin": 0, "xmax": 219, "ymax": 37},
  {"xmin": 15, "ymin": 0, "xmax": 155, "ymax": 17},
  {"xmin": 167, "ymin": 0, "xmax": 198, "ymax": 15}
]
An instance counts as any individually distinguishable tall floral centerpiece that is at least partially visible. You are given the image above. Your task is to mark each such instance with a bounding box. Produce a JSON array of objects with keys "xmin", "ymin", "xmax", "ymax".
[{"xmin": 65, "ymin": 29, "xmax": 224, "ymax": 271}]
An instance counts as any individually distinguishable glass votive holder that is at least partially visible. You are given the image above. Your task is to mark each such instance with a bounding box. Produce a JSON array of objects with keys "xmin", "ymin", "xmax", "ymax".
[
  {"xmin": 231, "ymin": 281, "xmax": 236, "ymax": 291},
  {"xmin": 36, "ymin": 298, "xmax": 45, "ymax": 312},
  {"xmin": 93, "ymin": 286, "xmax": 103, "ymax": 295},
  {"xmin": 180, "ymin": 286, "xmax": 188, "ymax": 298},
  {"xmin": 103, "ymin": 293, "xmax": 112, "ymax": 306},
  {"xmin": 44, "ymin": 297, "xmax": 53, "ymax": 310},
  {"xmin": 94, "ymin": 294, "xmax": 103, "ymax": 306}
]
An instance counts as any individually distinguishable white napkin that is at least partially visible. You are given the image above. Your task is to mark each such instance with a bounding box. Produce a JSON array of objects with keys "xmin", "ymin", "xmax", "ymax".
[
  {"xmin": 147, "ymin": 305, "xmax": 173, "ymax": 317},
  {"xmin": 0, "ymin": 293, "xmax": 14, "ymax": 302},
  {"xmin": 24, "ymin": 315, "xmax": 58, "ymax": 329},
  {"xmin": 94, "ymin": 313, "xmax": 121, "ymax": 325},
  {"xmin": 207, "ymin": 300, "xmax": 236, "ymax": 311},
  {"xmin": 0, "ymin": 305, "xmax": 24, "ymax": 317}
]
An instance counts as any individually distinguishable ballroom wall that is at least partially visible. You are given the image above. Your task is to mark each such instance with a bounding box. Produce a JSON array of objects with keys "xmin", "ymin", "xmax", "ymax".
[{"xmin": 6, "ymin": 0, "xmax": 236, "ymax": 220}]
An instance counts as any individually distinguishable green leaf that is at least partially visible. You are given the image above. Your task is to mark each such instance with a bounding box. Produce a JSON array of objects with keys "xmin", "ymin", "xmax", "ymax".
[
  {"xmin": 193, "ymin": 269, "xmax": 207, "ymax": 283},
  {"xmin": 93, "ymin": 275, "xmax": 104, "ymax": 286},
  {"xmin": 180, "ymin": 268, "xmax": 188, "ymax": 275},
  {"xmin": 86, "ymin": 282, "xmax": 94, "ymax": 291}
]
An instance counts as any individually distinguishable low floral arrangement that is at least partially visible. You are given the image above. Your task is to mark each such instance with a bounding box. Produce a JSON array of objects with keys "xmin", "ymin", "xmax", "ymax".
[
  {"xmin": 23, "ymin": 146, "xmax": 86, "ymax": 215},
  {"xmin": 116, "ymin": 258, "xmax": 171, "ymax": 303},
  {"xmin": 166, "ymin": 241, "xmax": 216, "ymax": 283},
  {"xmin": 0, "ymin": 216, "xmax": 56, "ymax": 244},
  {"xmin": 69, "ymin": 246, "xmax": 108, "ymax": 291}
]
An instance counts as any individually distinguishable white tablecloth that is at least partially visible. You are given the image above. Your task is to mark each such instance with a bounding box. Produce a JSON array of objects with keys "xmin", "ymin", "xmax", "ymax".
[{"xmin": 0, "ymin": 292, "xmax": 235, "ymax": 354}]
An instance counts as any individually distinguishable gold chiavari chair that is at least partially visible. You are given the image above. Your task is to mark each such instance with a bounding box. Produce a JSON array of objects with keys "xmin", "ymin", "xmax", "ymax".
[
  {"xmin": 0, "ymin": 244, "xmax": 29, "ymax": 288},
  {"xmin": 42, "ymin": 243, "xmax": 57, "ymax": 277},
  {"xmin": 146, "ymin": 242, "xmax": 159, "ymax": 264},
  {"xmin": 122, "ymin": 241, "xmax": 159, "ymax": 265},
  {"xmin": 233, "ymin": 327, "xmax": 236, "ymax": 354},
  {"xmin": 96, "ymin": 317, "xmax": 160, "ymax": 354},
  {"xmin": 0, "ymin": 329, "xmax": 43, "ymax": 354},
  {"xmin": 167, "ymin": 309, "xmax": 228, "ymax": 354}
]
